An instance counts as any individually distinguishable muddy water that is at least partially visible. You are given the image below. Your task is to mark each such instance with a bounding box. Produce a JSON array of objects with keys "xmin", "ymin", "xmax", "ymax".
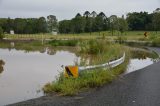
[
  {"xmin": 0, "ymin": 47, "xmax": 159, "ymax": 105},
  {"xmin": 125, "ymin": 48, "xmax": 159, "ymax": 74},
  {"xmin": 0, "ymin": 48, "xmax": 78, "ymax": 106}
]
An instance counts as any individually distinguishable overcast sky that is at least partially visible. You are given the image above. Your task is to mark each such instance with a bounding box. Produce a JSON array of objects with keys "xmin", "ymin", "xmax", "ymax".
[{"xmin": 0, "ymin": 0, "xmax": 159, "ymax": 20}]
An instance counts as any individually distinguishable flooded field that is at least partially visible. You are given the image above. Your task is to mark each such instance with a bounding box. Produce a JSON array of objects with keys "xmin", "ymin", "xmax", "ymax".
[
  {"xmin": 0, "ymin": 48, "xmax": 78, "ymax": 105},
  {"xmin": 0, "ymin": 46, "xmax": 159, "ymax": 105}
]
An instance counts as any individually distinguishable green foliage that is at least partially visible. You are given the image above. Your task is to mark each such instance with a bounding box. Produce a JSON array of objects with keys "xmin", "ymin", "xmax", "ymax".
[
  {"xmin": 43, "ymin": 41, "xmax": 130, "ymax": 95},
  {"xmin": 118, "ymin": 17, "xmax": 128, "ymax": 34},
  {"xmin": 0, "ymin": 17, "xmax": 48, "ymax": 34},
  {"xmin": 43, "ymin": 69, "xmax": 114, "ymax": 95},
  {"xmin": 59, "ymin": 11, "xmax": 109, "ymax": 34},
  {"xmin": 152, "ymin": 13, "xmax": 160, "ymax": 31},
  {"xmin": 0, "ymin": 26, "xmax": 4, "ymax": 39},
  {"xmin": 79, "ymin": 40, "xmax": 109, "ymax": 54},
  {"xmin": 109, "ymin": 15, "xmax": 118, "ymax": 35},
  {"xmin": 47, "ymin": 15, "xmax": 58, "ymax": 33},
  {"xmin": 126, "ymin": 12, "xmax": 151, "ymax": 30},
  {"xmin": 48, "ymin": 40, "xmax": 78, "ymax": 46},
  {"xmin": 152, "ymin": 38, "xmax": 160, "ymax": 47}
]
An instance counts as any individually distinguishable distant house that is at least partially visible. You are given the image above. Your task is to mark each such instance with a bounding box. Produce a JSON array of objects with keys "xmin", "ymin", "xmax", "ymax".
[
  {"xmin": 10, "ymin": 30, "xmax": 14, "ymax": 35},
  {"xmin": 51, "ymin": 29, "xmax": 57, "ymax": 35}
]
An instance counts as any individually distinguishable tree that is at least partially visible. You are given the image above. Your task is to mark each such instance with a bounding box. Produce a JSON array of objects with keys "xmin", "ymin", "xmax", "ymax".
[
  {"xmin": 59, "ymin": 20, "xmax": 71, "ymax": 33},
  {"xmin": 83, "ymin": 11, "xmax": 90, "ymax": 18},
  {"xmin": 152, "ymin": 13, "xmax": 160, "ymax": 33},
  {"xmin": 126, "ymin": 12, "xmax": 149, "ymax": 30},
  {"xmin": 47, "ymin": 15, "xmax": 58, "ymax": 33},
  {"xmin": 109, "ymin": 15, "xmax": 118, "ymax": 35},
  {"xmin": 98, "ymin": 12, "xmax": 106, "ymax": 19},
  {"xmin": 6, "ymin": 17, "xmax": 14, "ymax": 33},
  {"xmin": 75, "ymin": 13, "xmax": 82, "ymax": 18},
  {"xmin": 92, "ymin": 13, "xmax": 106, "ymax": 33},
  {"xmin": 85, "ymin": 17, "xmax": 93, "ymax": 34},
  {"xmin": 37, "ymin": 17, "xmax": 47, "ymax": 33},
  {"xmin": 90, "ymin": 11, "xmax": 97, "ymax": 18},
  {"xmin": 118, "ymin": 17, "xmax": 128, "ymax": 35},
  {"xmin": 0, "ymin": 26, "xmax": 4, "ymax": 39},
  {"xmin": 14, "ymin": 18, "xmax": 26, "ymax": 34},
  {"xmin": 71, "ymin": 16, "xmax": 86, "ymax": 33},
  {"xmin": 153, "ymin": 8, "xmax": 160, "ymax": 13}
]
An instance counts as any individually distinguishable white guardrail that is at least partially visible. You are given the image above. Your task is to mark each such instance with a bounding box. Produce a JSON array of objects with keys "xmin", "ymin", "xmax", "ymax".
[{"xmin": 79, "ymin": 52, "xmax": 125, "ymax": 71}]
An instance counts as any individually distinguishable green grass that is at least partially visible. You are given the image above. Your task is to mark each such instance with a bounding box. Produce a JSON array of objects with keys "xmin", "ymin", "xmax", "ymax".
[
  {"xmin": 4, "ymin": 31, "xmax": 160, "ymax": 41},
  {"xmin": 48, "ymin": 40, "xmax": 79, "ymax": 46},
  {"xmin": 43, "ymin": 49, "xmax": 130, "ymax": 96},
  {"xmin": 43, "ymin": 41, "xmax": 130, "ymax": 95},
  {"xmin": 78, "ymin": 40, "xmax": 124, "ymax": 65}
]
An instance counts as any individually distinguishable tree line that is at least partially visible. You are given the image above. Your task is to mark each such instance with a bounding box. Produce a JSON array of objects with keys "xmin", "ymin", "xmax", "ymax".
[
  {"xmin": 59, "ymin": 8, "xmax": 160, "ymax": 34},
  {"xmin": 0, "ymin": 8, "xmax": 160, "ymax": 35},
  {"xmin": 0, "ymin": 15, "xmax": 58, "ymax": 34}
]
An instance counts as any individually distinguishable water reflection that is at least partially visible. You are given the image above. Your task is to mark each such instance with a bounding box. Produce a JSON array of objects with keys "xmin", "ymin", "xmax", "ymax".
[
  {"xmin": 0, "ymin": 60, "xmax": 5, "ymax": 74},
  {"xmin": 131, "ymin": 49, "xmax": 158, "ymax": 60},
  {"xmin": 125, "ymin": 48, "xmax": 159, "ymax": 74},
  {"xmin": 0, "ymin": 48, "xmax": 78, "ymax": 105}
]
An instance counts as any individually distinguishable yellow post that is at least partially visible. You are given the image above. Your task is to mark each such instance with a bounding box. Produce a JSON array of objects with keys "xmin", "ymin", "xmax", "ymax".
[{"xmin": 64, "ymin": 66, "xmax": 79, "ymax": 78}]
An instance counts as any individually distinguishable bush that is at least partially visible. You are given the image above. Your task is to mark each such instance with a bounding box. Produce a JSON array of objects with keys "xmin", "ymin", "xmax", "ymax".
[
  {"xmin": 79, "ymin": 40, "xmax": 109, "ymax": 54},
  {"xmin": 48, "ymin": 40, "xmax": 78, "ymax": 46},
  {"xmin": 0, "ymin": 27, "xmax": 4, "ymax": 39}
]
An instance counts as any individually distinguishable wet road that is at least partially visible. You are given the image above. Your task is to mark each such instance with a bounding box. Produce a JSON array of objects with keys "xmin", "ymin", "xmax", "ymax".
[{"xmin": 9, "ymin": 47, "xmax": 160, "ymax": 106}]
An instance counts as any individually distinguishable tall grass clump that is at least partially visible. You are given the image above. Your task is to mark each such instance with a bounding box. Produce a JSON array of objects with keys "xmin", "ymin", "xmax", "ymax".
[
  {"xmin": 48, "ymin": 40, "xmax": 79, "ymax": 46},
  {"xmin": 43, "ymin": 40, "xmax": 130, "ymax": 95},
  {"xmin": 79, "ymin": 39, "xmax": 124, "ymax": 65},
  {"xmin": 79, "ymin": 40, "xmax": 109, "ymax": 54},
  {"xmin": 152, "ymin": 38, "xmax": 160, "ymax": 47},
  {"xmin": 43, "ymin": 69, "xmax": 115, "ymax": 96}
]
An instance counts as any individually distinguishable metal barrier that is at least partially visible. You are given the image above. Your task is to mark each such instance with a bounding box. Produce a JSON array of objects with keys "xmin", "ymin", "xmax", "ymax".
[{"xmin": 79, "ymin": 52, "xmax": 125, "ymax": 71}]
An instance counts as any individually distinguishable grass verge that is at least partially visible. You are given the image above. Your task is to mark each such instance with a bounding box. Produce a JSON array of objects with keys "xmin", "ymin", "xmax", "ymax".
[{"xmin": 43, "ymin": 44, "xmax": 130, "ymax": 96}]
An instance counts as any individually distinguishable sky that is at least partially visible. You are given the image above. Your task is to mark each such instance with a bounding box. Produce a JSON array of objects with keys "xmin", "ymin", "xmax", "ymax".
[{"xmin": 0, "ymin": 0, "xmax": 159, "ymax": 20}]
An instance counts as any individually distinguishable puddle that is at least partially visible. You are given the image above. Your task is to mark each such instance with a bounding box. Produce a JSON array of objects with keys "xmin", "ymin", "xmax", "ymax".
[{"xmin": 125, "ymin": 48, "xmax": 159, "ymax": 74}]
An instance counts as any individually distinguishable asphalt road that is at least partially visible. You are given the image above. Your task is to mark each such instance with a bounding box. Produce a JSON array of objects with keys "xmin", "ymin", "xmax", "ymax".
[{"xmin": 9, "ymin": 47, "xmax": 160, "ymax": 106}]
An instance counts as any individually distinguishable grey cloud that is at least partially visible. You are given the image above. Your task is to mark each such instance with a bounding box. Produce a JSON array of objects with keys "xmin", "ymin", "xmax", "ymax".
[{"xmin": 0, "ymin": 0, "xmax": 159, "ymax": 20}]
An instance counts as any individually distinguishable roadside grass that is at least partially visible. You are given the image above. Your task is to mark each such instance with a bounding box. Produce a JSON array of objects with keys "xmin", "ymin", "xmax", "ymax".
[
  {"xmin": 78, "ymin": 40, "xmax": 123, "ymax": 65},
  {"xmin": 4, "ymin": 31, "xmax": 160, "ymax": 41},
  {"xmin": 43, "ymin": 48, "xmax": 130, "ymax": 96},
  {"xmin": 43, "ymin": 41, "xmax": 130, "ymax": 96}
]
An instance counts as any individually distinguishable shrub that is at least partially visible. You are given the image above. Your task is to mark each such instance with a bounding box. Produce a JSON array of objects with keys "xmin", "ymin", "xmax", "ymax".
[
  {"xmin": 0, "ymin": 27, "xmax": 4, "ymax": 39},
  {"xmin": 48, "ymin": 40, "xmax": 78, "ymax": 46},
  {"xmin": 79, "ymin": 40, "xmax": 109, "ymax": 54}
]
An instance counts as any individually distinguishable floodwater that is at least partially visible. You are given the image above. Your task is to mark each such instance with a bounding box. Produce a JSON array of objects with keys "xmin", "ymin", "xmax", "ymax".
[
  {"xmin": 125, "ymin": 58, "xmax": 154, "ymax": 74},
  {"xmin": 125, "ymin": 48, "xmax": 159, "ymax": 74},
  {"xmin": 0, "ymin": 47, "xmax": 159, "ymax": 105},
  {"xmin": 0, "ymin": 48, "xmax": 78, "ymax": 106}
]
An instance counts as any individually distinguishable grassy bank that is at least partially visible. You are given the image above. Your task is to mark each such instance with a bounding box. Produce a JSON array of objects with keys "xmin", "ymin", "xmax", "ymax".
[
  {"xmin": 43, "ymin": 41, "xmax": 130, "ymax": 95},
  {"xmin": 4, "ymin": 31, "xmax": 160, "ymax": 41}
]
